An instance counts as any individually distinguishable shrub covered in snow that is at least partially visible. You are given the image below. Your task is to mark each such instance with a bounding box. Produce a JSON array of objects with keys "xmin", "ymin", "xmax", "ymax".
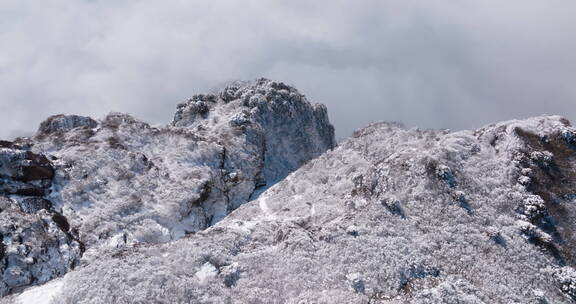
[
  {"xmin": 518, "ymin": 195, "xmax": 547, "ymax": 222},
  {"xmin": 555, "ymin": 267, "xmax": 576, "ymax": 301}
]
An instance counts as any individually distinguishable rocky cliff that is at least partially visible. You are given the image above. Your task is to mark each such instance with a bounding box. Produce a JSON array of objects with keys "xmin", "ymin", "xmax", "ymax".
[{"xmin": 0, "ymin": 144, "xmax": 82, "ymax": 297}]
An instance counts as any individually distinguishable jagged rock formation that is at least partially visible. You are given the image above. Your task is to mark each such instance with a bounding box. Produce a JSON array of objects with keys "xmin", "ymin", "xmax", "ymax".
[
  {"xmin": 0, "ymin": 197, "xmax": 82, "ymax": 297},
  {"xmin": 0, "ymin": 79, "xmax": 335, "ymax": 297},
  {"xmin": 0, "ymin": 146, "xmax": 53, "ymax": 196},
  {"xmin": 0, "ymin": 146, "xmax": 82, "ymax": 297},
  {"xmin": 172, "ymin": 79, "xmax": 335, "ymax": 182},
  {"xmin": 25, "ymin": 115, "xmax": 576, "ymax": 304}
]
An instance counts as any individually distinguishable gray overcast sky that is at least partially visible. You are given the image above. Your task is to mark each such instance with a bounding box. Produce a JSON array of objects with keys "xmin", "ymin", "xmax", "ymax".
[{"xmin": 1, "ymin": 0, "xmax": 575, "ymax": 140}]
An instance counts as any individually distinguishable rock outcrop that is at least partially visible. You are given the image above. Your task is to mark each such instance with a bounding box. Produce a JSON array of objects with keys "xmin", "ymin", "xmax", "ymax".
[
  {"xmin": 37, "ymin": 115, "xmax": 98, "ymax": 135},
  {"xmin": 0, "ymin": 145, "xmax": 81, "ymax": 297},
  {"xmin": 0, "ymin": 148, "xmax": 53, "ymax": 196},
  {"xmin": 172, "ymin": 79, "xmax": 335, "ymax": 182},
  {"xmin": 37, "ymin": 115, "xmax": 576, "ymax": 303},
  {"xmin": 0, "ymin": 196, "xmax": 82, "ymax": 297}
]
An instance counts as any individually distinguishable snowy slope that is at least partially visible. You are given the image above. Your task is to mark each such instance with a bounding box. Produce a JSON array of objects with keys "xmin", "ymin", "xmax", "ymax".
[
  {"xmin": 27, "ymin": 115, "xmax": 576, "ymax": 303},
  {"xmin": 0, "ymin": 79, "xmax": 335, "ymax": 296}
]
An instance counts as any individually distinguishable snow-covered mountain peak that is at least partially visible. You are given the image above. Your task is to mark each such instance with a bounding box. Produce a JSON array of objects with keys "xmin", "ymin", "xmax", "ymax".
[
  {"xmin": 0, "ymin": 79, "xmax": 335, "ymax": 297},
  {"xmin": 172, "ymin": 78, "xmax": 335, "ymax": 182},
  {"xmin": 173, "ymin": 78, "xmax": 310, "ymax": 126}
]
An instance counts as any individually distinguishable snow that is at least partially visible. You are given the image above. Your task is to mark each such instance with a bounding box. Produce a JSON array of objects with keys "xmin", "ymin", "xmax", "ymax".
[
  {"xmin": 17, "ymin": 279, "xmax": 63, "ymax": 304},
  {"xmin": 24, "ymin": 79, "xmax": 334, "ymax": 254},
  {"xmin": 258, "ymin": 197, "xmax": 275, "ymax": 219},
  {"xmin": 41, "ymin": 115, "xmax": 576, "ymax": 303},
  {"xmin": 194, "ymin": 263, "xmax": 218, "ymax": 284},
  {"xmin": 0, "ymin": 78, "xmax": 335, "ymax": 297},
  {"xmin": 2, "ymin": 80, "xmax": 576, "ymax": 303}
]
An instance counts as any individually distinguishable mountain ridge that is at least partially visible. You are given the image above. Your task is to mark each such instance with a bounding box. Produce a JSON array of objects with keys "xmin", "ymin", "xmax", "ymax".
[
  {"xmin": 1, "ymin": 80, "xmax": 576, "ymax": 303},
  {"xmin": 41, "ymin": 114, "xmax": 576, "ymax": 303}
]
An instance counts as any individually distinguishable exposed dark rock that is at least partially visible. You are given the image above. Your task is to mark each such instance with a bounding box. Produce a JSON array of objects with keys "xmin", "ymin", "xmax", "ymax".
[
  {"xmin": 52, "ymin": 213, "xmax": 70, "ymax": 233},
  {"xmin": 562, "ymin": 130, "xmax": 576, "ymax": 150},
  {"xmin": 0, "ymin": 149, "xmax": 53, "ymax": 182},
  {"xmin": 398, "ymin": 264, "xmax": 440, "ymax": 293},
  {"xmin": 13, "ymin": 186, "xmax": 47, "ymax": 197},
  {"xmin": 453, "ymin": 191, "xmax": 473, "ymax": 215},
  {"xmin": 347, "ymin": 273, "xmax": 365, "ymax": 294},
  {"xmin": 0, "ymin": 145, "xmax": 70, "ymax": 297},
  {"xmin": 21, "ymin": 152, "xmax": 53, "ymax": 181},
  {"xmin": 0, "ymin": 141, "xmax": 14, "ymax": 149},
  {"xmin": 220, "ymin": 263, "xmax": 240, "ymax": 288},
  {"xmin": 435, "ymin": 164, "xmax": 457, "ymax": 188},
  {"xmin": 0, "ymin": 200, "xmax": 82, "ymax": 296},
  {"xmin": 381, "ymin": 199, "xmax": 406, "ymax": 218},
  {"xmin": 19, "ymin": 197, "xmax": 52, "ymax": 214},
  {"xmin": 0, "ymin": 147, "xmax": 54, "ymax": 209},
  {"xmin": 487, "ymin": 228, "xmax": 507, "ymax": 247},
  {"xmin": 514, "ymin": 127, "xmax": 576, "ymax": 265}
]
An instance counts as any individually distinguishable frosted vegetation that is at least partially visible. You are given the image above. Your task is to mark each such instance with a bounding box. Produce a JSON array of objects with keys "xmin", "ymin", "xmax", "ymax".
[
  {"xmin": 34, "ymin": 79, "xmax": 334, "ymax": 250},
  {"xmin": 10, "ymin": 115, "xmax": 576, "ymax": 303},
  {"xmin": 2, "ymin": 79, "xmax": 576, "ymax": 303},
  {"xmin": 0, "ymin": 79, "xmax": 335, "ymax": 296}
]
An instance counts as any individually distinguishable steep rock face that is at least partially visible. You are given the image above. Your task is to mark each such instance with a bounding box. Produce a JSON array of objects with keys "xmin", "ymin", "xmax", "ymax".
[
  {"xmin": 0, "ymin": 197, "xmax": 82, "ymax": 297},
  {"xmin": 172, "ymin": 79, "xmax": 336, "ymax": 182},
  {"xmin": 0, "ymin": 145, "xmax": 81, "ymax": 297},
  {"xmin": 46, "ymin": 116, "xmax": 576, "ymax": 303},
  {"xmin": 12, "ymin": 79, "xmax": 335, "ymax": 261},
  {"xmin": 0, "ymin": 148, "xmax": 53, "ymax": 196}
]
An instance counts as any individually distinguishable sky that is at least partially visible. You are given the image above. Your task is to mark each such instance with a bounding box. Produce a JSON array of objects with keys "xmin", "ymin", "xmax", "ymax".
[{"xmin": 1, "ymin": 0, "xmax": 575, "ymax": 140}]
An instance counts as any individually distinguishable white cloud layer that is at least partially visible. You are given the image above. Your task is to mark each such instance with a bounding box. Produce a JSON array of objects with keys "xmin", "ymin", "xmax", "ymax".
[{"xmin": 1, "ymin": 0, "xmax": 575, "ymax": 139}]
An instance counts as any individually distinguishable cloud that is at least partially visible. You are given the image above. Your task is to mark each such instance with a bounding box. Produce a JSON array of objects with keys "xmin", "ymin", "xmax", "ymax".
[{"xmin": 1, "ymin": 0, "xmax": 575, "ymax": 140}]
